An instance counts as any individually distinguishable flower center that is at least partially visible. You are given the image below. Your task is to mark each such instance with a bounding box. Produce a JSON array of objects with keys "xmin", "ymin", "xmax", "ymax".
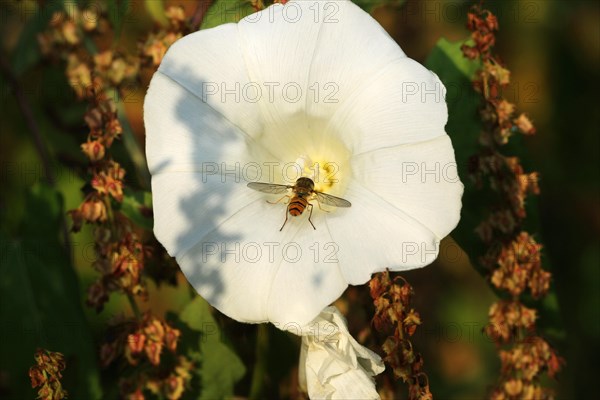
[
  {"xmin": 252, "ymin": 116, "xmax": 353, "ymax": 200},
  {"xmin": 289, "ymin": 133, "xmax": 351, "ymax": 198}
]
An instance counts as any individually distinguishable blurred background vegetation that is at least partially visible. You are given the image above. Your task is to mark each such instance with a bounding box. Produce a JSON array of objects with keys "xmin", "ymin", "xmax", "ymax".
[{"xmin": 0, "ymin": 0, "xmax": 598, "ymax": 399}]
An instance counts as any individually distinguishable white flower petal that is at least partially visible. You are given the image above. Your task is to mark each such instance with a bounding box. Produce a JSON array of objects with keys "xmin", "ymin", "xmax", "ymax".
[
  {"xmin": 146, "ymin": 38, "xmax": 349, "ymax": 326},
  {"xmin": 145, "ymin": 0, "xmax": 464, "ymax": 328},
  {"xmin": 174, "ymin": 195, "xmax": 347, "ymax": 325},
  {"xmin": 145, "ymin": 72, "xmax": 262, "ymax": 176},
  {"xmin": 150, "ymin": 173, "xmax": 258, "ymax": 258},
  {"xmin": 265, "ymin": 220, "xmax": 347, "ymax": 327},
  {"xmin": 175, "ymin": 198, "xmax": 283, "ymax": 323},
  {"xmin": 298, "ymin": 306, "xmax": 384, "ymax": 399},
  {"xmin": 352, "ymin": 135, "xmax": 464, "ymax": 239},
  {"xmin": 238, "ymin": 0, "xmax": 404, "ymax": 154},
  {"xmin": 157, "ymin": 23, "xmax": 263, "ymax": 138},
  {"xmin": 328, "ymin": 58, "xmax": 449, "ymax": 154},
  {"xmin": 145, "ymin": 72, "xmax": 275, "ymax": 257},
  {"xmin": 325, "ymin": 180, "xmax": 440, "ymax": 285}
]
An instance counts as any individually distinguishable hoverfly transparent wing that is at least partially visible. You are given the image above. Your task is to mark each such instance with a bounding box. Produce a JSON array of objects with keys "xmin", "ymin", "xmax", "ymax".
[
  {"xmin": 313, "ymin": 191, "xmax": 352, "ymax": 208},
  {"xmin": 247, "ymin": 182, "xmax": 292, "ymax": 194}
]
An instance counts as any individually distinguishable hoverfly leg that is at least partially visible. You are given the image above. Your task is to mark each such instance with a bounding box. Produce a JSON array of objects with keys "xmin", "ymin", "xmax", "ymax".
[
  {"xmin": 314, "ymin": 197, "xmax": 330, "ymax": 213},
  {"xmin": 307, "ymin": 203, "xmax": 316, "ymax": 230},
  {"xmin": 267, "ymin": 194, "xmax": 291, "ymax": 205},
  {"xmin": 279, "ymin": 210, "xmax": 289, "ymax": 232}
]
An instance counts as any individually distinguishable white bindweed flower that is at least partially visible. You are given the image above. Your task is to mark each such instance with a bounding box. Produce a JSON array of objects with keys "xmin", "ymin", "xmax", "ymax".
[
  {"xmin": 298, "ymin": 306, "xmax": 384, "ymax": 399},
  {"xmin": 144, "ymin": 0, "xmax": 463, "ymax": 327}
]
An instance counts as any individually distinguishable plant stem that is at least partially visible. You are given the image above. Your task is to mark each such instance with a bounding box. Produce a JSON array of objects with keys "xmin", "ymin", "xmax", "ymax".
[
  {"xmin": 79, "ymin": 22, "xmax": 150, "ymax": 191},
  {"xmin": 191, "ymin": 0, "xmax": 214, "ymax": 30},
  {"xmin": 117, "ymin": 102, "xmax": 151, "ymax": 189},
  {"xmin": 0, "ymin": 53, "xmax": 55, "ymax": 185},
  {"xmin": 249, "ymin": 324, "xmax": 269, "ymax": 399},
  {"xmin": 0, "ymin": 51, "xmax": 72, "ymax": 258},
  {"xmin": 127, "ymin": 292, "xmax": 142, "ymax": 321}
]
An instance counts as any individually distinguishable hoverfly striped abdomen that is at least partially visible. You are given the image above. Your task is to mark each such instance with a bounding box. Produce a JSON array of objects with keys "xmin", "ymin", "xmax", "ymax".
[{"xmin": 288, "ymin": 197, "xmax": 309, "ymax": 216}]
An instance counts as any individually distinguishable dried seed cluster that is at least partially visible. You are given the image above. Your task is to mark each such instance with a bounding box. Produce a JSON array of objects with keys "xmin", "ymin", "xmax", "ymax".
[
  {"xmin": 38, "ymin": 4, "xmax": 193, "ymax": 399},
  {"xmin": 370, "ymin": 271, "xmax": 432, "ymax": 400},
  {"xmin": 462, "ymin": 6, "xmax": 562, "ymax": 399}
]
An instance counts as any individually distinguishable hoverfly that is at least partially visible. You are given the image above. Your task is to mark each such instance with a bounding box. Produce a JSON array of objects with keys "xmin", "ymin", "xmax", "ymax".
[{"xmin": 247, "ymin": 177, "xmax": 351, "ymax": 231}]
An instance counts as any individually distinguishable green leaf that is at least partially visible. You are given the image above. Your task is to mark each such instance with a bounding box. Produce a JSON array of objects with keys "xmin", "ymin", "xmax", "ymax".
[
  {"xmin": 426, "ymin": 38, "xmax": 487, "ymax": 262},
  {"xmin": 429, "ymin": 38, "xmax": 481, "ymax": 80},
  {"xmin": 145, "ymin": 0, "xmax": 168, "ymax": 26},
  {"xmin": 11, "ymin": 1, "xmax": 65, "ymax": 75},
  {"xmin": 120, "ymin": 188, "xmax": 153, "ymax": 231},
  {"xmin": 179, "ymin": 297, "xmax": 246, "ymax": 400},
  {"xmin": 200, "ymin": 0, "xmax": 256, "ymax": 30},
  {"xmin": 107, "ymin": 0, "xmax": 130, "ymax": 36},
  {"xmin": 352, "ymin": 0, "xmax": 406, "ymax": 13},
  {"xmin": 0, "ymin": 183, "xmax": 102, "ymax": 399}
]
